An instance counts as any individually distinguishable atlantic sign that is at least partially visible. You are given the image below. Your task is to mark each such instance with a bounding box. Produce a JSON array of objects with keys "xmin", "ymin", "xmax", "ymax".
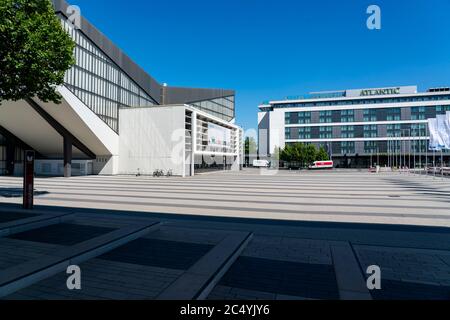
[{"xmin": 360, "ymin": 87, "xmax": 401, "ymax": 96}]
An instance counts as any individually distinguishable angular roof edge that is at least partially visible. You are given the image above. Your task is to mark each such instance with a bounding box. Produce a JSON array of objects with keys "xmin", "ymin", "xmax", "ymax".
[
  {"xmin": 52, "ymin": 0, "xmax": 163, "ymax": 104},
  {"xmin": 163, "ymin": 86, "xmax": 235, "ymax": 105}
]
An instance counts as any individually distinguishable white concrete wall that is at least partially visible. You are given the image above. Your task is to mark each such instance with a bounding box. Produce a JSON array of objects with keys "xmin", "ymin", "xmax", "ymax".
[
  {"xmin": 118, "ymin": 106, "xmax": 186, "ymax": 176},
  {"xmin": 258, "ymin": 110, "xmax": 285, "ymax": 156},
  {"xmin": 93, "ymin": 155, "xmax": 119, "ymax": 176},
  {"xmin": 258, "ymin": 111, "xmax": 269, "ymax": 157},
  {"xmin": 269, "ymin": 109, "xmax": 285, "ymax": 154}
]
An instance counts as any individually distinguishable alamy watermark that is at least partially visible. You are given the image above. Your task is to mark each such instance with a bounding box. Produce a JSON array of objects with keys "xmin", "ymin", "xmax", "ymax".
[
  {"xmin": 66, "ymin": 5, "xmax": 81, "ymax": 29},
  {"xmin": 366, "ymin": 265, "xmax": 382, "ymax": 290},
  {"xmin": 66, "ymin": 265, "xmax": 81, "ymax": 290},
  {"xmin": 367, "ymin": 5, "xmax": 381, "ymax": 30}
]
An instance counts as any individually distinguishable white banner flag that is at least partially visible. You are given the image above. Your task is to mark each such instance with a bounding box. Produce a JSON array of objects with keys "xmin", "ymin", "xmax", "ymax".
[
  {"xmin": 428, "ymin": 118, "xmax": 444, "ymax": 151},
  {"xmin": 446, "ymin": 111, "xmax": 450, "ymax": 147},
  {"xmin": 437, "ymin": 114, "xmax": 450, "ymax": 149}
]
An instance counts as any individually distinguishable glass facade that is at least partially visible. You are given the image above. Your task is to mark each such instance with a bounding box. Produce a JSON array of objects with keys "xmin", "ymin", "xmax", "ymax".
[
  {"xmin": 285, "ymin": 112, "xmax": 311, "ymax": 125},
  {"xmin": 61, "ymin": 18, "xmax": 158, "ymax": 132},
  {"xmin": 436, "ymin": 105, "xmax": 450, "ymax": 114},
  {"xmin": 411, "ymin": 106, "xmax": 426, "ymax": 120},
  {"xmin": 190, "ymin": 96, "xmax": 235, "ymax": 122},
  {"xmin": 298, "ymin": 127, "xmax": 311, "ymax": 139},
  {"xmin": 341, "ymin": 141, "xmax": 355, "ymax": 154},
  {"xmin": 319, "ymin": 111, "xmax": 332, "ymax": 123},
  {"xmin": 319, "ymin": 126, "xmax": 333, "ymax": 139},
  {"xmin": 285, "ymin": 128, "xmax": 291, "ymax": 140},
  {"xmin": 341, "ymin": 126, "xmax": 355, "ymax": 138},
  {"xmin": 364, "ymin": 141, "xmax": 378, "ymax": 154},
  {"xmin": 363, "ymin": 109, "xmax": 377, "ymax": 122},
  {"xmin": 386, "ymin": 108, "xmax": 401, "ymax": 121},
  {"xmin": 387, "ymin": 124, "xmax": 401, "ymax": 137},
  {"xmin": 363, "ymin": 125, "xmax": 378, "ymax": 138},
  {"xmin": 340, "ymin": 109, "xmax": 354, "ymax": 122}
]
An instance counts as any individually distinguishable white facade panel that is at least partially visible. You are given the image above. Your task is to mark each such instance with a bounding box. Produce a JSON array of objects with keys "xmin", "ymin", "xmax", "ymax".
[{"xmin": 118, "ymin": 106, "xmax": 186, "ymax": 176}]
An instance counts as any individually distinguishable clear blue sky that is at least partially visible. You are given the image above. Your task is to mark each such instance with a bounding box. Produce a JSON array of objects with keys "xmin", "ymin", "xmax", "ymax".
[{"xmin": 69, "ymin": 0, "xmax": 450, "ymax": 133}]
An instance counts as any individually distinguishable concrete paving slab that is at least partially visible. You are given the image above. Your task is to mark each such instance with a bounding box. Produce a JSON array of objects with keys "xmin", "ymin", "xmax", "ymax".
[{"xmin": 157, "ymin": 231, "xmax": 252, "ymax": 300}]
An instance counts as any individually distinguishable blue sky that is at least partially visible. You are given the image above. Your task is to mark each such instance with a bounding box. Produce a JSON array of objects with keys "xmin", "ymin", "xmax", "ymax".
[{"xmin": 69, "ymin": 0, "xmax": 450, "ymax": 132}]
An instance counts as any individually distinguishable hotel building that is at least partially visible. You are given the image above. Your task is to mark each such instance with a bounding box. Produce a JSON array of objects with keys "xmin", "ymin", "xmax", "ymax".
[{"xmin": 258, "ymin": 86, "xmax": 450, "ymax": 168}]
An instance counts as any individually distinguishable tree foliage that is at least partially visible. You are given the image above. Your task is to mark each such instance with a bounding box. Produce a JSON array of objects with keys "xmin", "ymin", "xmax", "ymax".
[
  {"xmin": 244, "ymin": 136, "xmax": 258, "ymax": 166},
  {"xmin": 244, "ymin": 136, "xmax": 257, "ymax": 156},
  {"xmin": 0, "ymin": 0, "xmax": 75, "ymax": 104},
  {"xmin": 280, "ymin": 143, "xmax": 330, "ymax": 167},
  {"xmin": 316, "ymin": 146, "xmax": 330, "ymax": 161}
]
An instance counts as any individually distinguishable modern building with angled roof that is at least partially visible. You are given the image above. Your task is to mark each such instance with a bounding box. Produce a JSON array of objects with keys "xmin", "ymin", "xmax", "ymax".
[{"xmin": 0, "ymin": 0, "xmax": 242, "ymax": 177}]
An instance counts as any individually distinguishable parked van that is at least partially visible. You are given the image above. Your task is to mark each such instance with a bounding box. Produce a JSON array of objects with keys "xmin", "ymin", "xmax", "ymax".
[
  {"xmin": 253, "ymin": 160, "xmax": 270, "ymax": 168},
  {"xmin": 308, "ymin": 161, "xmax": 334, "ymax": 170}
]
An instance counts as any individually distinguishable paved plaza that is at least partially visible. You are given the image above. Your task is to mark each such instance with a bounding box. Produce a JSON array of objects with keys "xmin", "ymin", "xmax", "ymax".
[{"xmin": 0, "ymin": 169, "xmax": 450, "ymax": 300}]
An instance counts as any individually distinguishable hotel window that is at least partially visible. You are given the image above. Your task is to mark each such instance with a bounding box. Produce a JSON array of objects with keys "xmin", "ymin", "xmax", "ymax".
[
  {"xmin": 386, "ymin": 108, "xmax": 401, "ymax": 121},
  {"xmin": 364, "ymin": 141, "xmax": 378, "ymax": 154},
  {"xmin": 298, "ymin": 127, "xmax": 311, "ymax": 139},
  {"xmin": 387, "ymin": 124, "xmax": 401, "ymax": 137},
  {"xmin": 319, "ymin": 126, "xmax": 333, "ymax": 139},
  {"xmin": 285, "ymin": 113, "xmax": 291, "ymax": 125},
  {"xmin": 363, "ymin": 125, "xmax": 378, "ymax": 138},
  {"xmin": 411, "ymin": 106, "xmax": 426, "ymax": 120},
  {"xmin": 363, "ymin": 109, "xmax": 377, "ymax": 122},
  {"xmin": 412, "ymin": 140, "xmax": 427, "ymax": 153},
  {"xmin": 297, "ymin": 112, "xmax": 311, "ymax": 124},
  {"xmin": 319, "ymin": 111, "xmax": 332, "ymax": 123},
  {"xmin": 341, "ymin": 141, "xmax": 355, "ymax": 154},
  {"xmin": 285, "ymin": 128, "xmax": 291, "ymax": 140},
  {"xmin": 411, "ymin": 123, "xmax": 427, "ymax": 137},
  {"xmin": 341, "ymin": 126, "xmax": 355, "ymax": 138},
  {"xmin": 340, "ymin": 109, "xmax": 354, "ymax": 123},
  {"xmin": 436, "ymin": 105, "xmax": 450, "ymax": 114}
]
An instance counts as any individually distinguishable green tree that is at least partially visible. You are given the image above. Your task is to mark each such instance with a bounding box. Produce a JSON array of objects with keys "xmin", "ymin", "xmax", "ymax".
[
  {"xmin": 244, "ymin": 137, "xmax": 257, "ymax": 166},
  {"xmin": 280, "ymin": 143, "xmax": 332, "ymax": 168},
  {"xmin": 316, "ymin": 146, "xmax": 330, "ymax": 161},
  {"xmin": 304, "ymin": 144, "xmax": 317, "ymax": 165},
  {"xmin": 291, "ymin": 143, "xmax": 305, "ymax": 166},
  {"xmin": 0, "ymin": 0, "xmax": 75, "ymax": 104},
  {"xmin": 280, "ymin": 144, "xmax": 294, "ymax": 162}
]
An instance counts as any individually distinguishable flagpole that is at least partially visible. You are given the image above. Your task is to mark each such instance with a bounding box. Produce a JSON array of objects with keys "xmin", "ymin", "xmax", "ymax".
[
  {"xmin": 387, "ymin": 136, "xmax": 390, "ymax": 170},
  {"xmin": 426, "ymin": 125, "xmax": 429, "ymax": 176},
  {"xmin": 413, "ymin": 127, "xmax": 416, "ymax": 174},
  {"xmin": 433, "ymin": 150, "xmax": 436, "ymax": 178}
]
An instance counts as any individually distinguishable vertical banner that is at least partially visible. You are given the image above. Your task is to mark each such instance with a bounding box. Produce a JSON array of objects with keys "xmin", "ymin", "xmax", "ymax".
[
  {"xmin": 23, "ymin": 150, "xmax": 35, "ymax": 210},
  {"xmin": 428, "ymin": 118, "xmax": 444, "ymax": 151},
  {"xmin": 436, "ymin": 114, "xmax": 450, "ymax": 149}
]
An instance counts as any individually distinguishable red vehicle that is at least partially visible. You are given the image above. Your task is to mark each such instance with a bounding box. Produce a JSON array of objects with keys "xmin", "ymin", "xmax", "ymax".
[{"xmin": 309, "ymin": 161, "xmax": 334, "ymax": 170}]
